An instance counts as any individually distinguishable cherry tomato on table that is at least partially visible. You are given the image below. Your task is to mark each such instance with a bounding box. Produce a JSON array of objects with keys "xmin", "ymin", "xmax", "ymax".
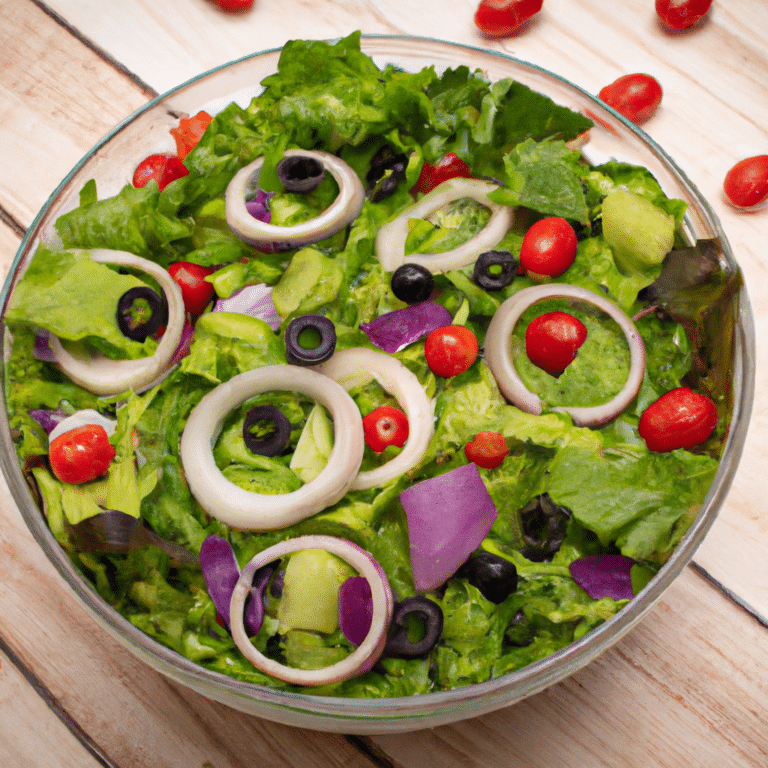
[
  {"xmin": 723, "ymin": 155, "xmax": 768, "ymax": 209},
  {"xmin": 655, "ymin": 0, "xmax": 712, "ymax": 29},
  {"xmin": 168, "ymin": 261, "xmax": 216, "ymax": 315},
  {"xmin": 49, "ymin": 425, "xmax": 116, "ymax": 485},
  {"xmin": 210, "ymin": 0, "xmax": 254, "ymax": 10},
  {"xmin": 474, "ymin": 0, "xmax": 544, "ymax": 37},
  {"xmin": 519, "ymin": 217, "xmax": 578, "ymax": 279},
  {"xmin": 363, "ymin": 406, "xmax": 409, "ymax": 453},
  {"xmin": 424, "ymin": 326, "xmax": 479, "ymax": 378},
  {"xmin": 170, "ymin": 111, "xmax": 213, "ymax": 160},
  {"xmin": 525, "ymin": 311, "xmax": 587, "ymax": 378},
  {"xmin": 414, "ymin": 153, "xmax": 473, "ymax": 195},
  {"xmin": 638, "ymin": 386, "xmax": 718, "ymax": 452},
  {"xmin": 132, "ymin": 153, "xmax": 189, "ymax": 192},
  {"xmin": 598, "ymin": 74, "xmax": 663, "ymax": 124},
  {"xmin": 465, "ymin": 431, "xmax": 510, "ymax": 469}
]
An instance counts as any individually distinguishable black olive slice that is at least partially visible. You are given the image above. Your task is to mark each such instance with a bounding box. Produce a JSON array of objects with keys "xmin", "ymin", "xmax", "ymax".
[
  {"xmin": 456, "ymin": 552, "xmax": 518, "ymax": 604},
  {"xmin": 383, "ymin": 596, "xmax": 443, "ymax": 658},
  {"xmin": 472, "ymin": 250, "xmax": 518, "ymax": 292},
  {"xmin": 390, "ymin": 263, "xmax": 434, "ymax": 304},
  {"xmin": 276, "ymin": 155, "xmax": 325, "ymax": 193},
  {"xmin": 116, "ymin": 286, "xmax": 168, "ymax": 342},
  {"xmin": 366, "ymin": 145, "xmax": 408, "ymax": 203},
  {"xmin": 284, "ymin": 314, "xmax": 337, "ymax": 366},
  {"xmin": 242, "ymin": 405, "xmax": 292, "ymax": 457}
]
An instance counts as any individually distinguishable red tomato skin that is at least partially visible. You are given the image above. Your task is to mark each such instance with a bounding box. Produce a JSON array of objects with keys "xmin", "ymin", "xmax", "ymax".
[
  {"xmin": 362, "ymin": 406, "xmax": 409, "ymax": 453},
  {"xmin": 170, "ymin": 111, "xmax": 213, "ymax": 159},
  {"xmin": 168, "ymin": 262, "xmax": 216, "ymax": 315},
  {"xmin": 474, "ymin": 0, "xmax": 544, "ymax": 37},
  {"xmin": 598, "ymin": 74, "xmax": 663, "ymax": 124},
  {"xmin": 525, "ymin": 311, "xmax": 588, "ymax": 378},
  {"xmin": 49, "ymin": 425, "xmax": 116, "ymax": 485},
  {"xmin": 132, "ymin": 153, "xmax": 189, "ymax": 191},
  {"xmin": 723, "ymin": 155, "xmax": 768, "ymax": 209},
  {"xmin": 424, "ymin": 326, "xmax": 479, "ymax": 378},
  {"xmin": 465, "ymin": 431, "xmax": 510, "ymax": 469},
  {"xmin": 638, "ymin": 387, "xmax": 718, "ymax": 452},
  {"xmin": 519, "ymin": 217, "xmax": 578, "ymax": 278},
  {"xmin": 212, "ymin": 0, "xmax": 254, "ymax": 10},
  {"xmin": 415, "ymin": 153, "xmax": 473, "ymax": 194},
  {"xmin": 655, "ymin": 0, "xmax": 712, "ymax": 29}
]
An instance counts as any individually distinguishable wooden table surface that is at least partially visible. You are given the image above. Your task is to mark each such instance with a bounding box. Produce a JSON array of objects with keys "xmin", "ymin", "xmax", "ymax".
[{"xmin": 2, "ymin": 0, "xmax": 767, "ymax": 764}]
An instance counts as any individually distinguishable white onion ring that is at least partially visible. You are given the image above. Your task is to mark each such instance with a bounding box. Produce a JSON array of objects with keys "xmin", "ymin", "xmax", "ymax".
[
  {"xmin": 225, "ymin": 150, "xmax": 365, "ymax": 247},
  {"xmin": 229, "ymin": 535, "xmax": 393, "ymax": 686},
  {"xmin": 315, "ymin": 347, "xmax": 434, "ymax": 490},
  {"xmin": 47, "ymin": 249, "xmax": 185, "ymax": 396},
  {"xmin": 484, "ymin": 284, "xmax": 646, "ymax": 428},
  {"xmin": 375, "ymin": 177, "xmax": 515, "ymax": 273},
  {"xmin": 179, "ymin": 366, "xmax": 365, "ymax": 530}
]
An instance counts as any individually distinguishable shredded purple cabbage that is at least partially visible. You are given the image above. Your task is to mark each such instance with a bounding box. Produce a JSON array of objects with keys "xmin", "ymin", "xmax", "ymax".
[
  {"xmin": 360, "ymin": 301, "xmax": 452, "ymax": 353},
  {"xmin": 29, "ymin": 409, "xmax": 69, "ymax": 435}
]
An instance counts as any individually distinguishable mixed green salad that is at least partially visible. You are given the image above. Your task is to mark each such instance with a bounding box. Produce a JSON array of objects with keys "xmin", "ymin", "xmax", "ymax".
[{"xmin": 3, "ymin": 32, "xmax": 738, "ymax": 697}]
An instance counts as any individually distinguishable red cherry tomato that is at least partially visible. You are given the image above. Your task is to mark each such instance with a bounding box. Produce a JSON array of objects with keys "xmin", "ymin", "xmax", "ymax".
[
  {"xmin": 211, "ymin": 0, "xmax": 254, "ymax": 10},
  {"xmin": 424, "ymin": 326, "xmax": 479, "ymax": 378},
  {"xmin": 525, "ymin": 311, "xmax": 588, "ymax": 378},
  {"xmin": 415, "ymin": 153, "xmax": 473, "ymax": 195},
  {"xmin": 474, "ymin": 0, "xmax": 544, "ymax": 37},
  {"xmin": 49, "ymin": 425, "xmax": 116, "ymax": 485},
  {"xmin": 132, "ymin": 153, "xmax": 189, "ymax": 192},
  {"xmin": 655, "ymin": 0, "xmax": 712, "ymax": 29},
  {"xmin": 723, "ymin": 155, "xmax": 768, "ymax": 209},
  {"xmin": 598, "ymin": 74, "xmax": 663, "ymax": 124},
  {"xmin": 168, "ymin": 261, "xmax": 216, "ymax": 315},
  {"xmin": 170, "ymin": 111, "xmax": 213, "ymax": 160},
  {"xmin": 465, "ymin": 431, "xmax": 510, "ymax": 469},
  {"xmin": 362, "ymin": 406, "xmax": 409, "ymax": 453},
  {"xmin": 638, "ymin": 386, "xmax": 718, "ymax": 452},
  {"xmin": 519, "ymin": 217, "xmax": 578, "ymax": 279}
]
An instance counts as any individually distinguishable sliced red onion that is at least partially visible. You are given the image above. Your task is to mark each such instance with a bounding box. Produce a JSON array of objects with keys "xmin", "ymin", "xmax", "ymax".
[
  {"xmin": 33, "ymin": 330, "xmax": 57, "ymax": 363},
  {"xmin": 339, "ymin": 576, "xmax": 373, "ymax": 646},
  {"xmin": 360, "ymin": 301, "xmax": 452, "ymax": 353},
  {"xmin": 29, "ymin": 409, "xmax": 69, "ymax": 435},
  {"xmin": 229, "ymin": 535, "xmax": 393, "ymax": 686},
  {"xmin": 484, "ymin": 283, "xmax": 646, "ymax": 428},
  {"xmin": 171, "ymin": 319, "xmax": 195, "ymax": 365},
  {"xmin": 212, "ymin": 284, "xmax": 281, "ymax": 331},
  {"xmin": 245, "ymin": 189, "xmax": 275, "ymax": 223},
  {"xmin": 316, "ymin": 347, "xmax": 435, "ymax": 491},
  {"xmin": 569, "ymin": 554, "xmax": 636, "ymax": 601},
  {"xmin": 375, "ymin": 177, "xmax": 515, "ymax": 273},
  {"xmin": 179, "ymin": 365, "xmax": 364, "ymax": 530},
  {"xmin": 399, "ymin": 462, "xmax": 497, "ymax": 592},
  {"xmin": 48, "ymin": 409, "xmax": 117, "ymax": 443}
]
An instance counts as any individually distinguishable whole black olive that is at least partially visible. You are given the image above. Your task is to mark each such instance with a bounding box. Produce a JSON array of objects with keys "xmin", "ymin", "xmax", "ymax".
[
  {"xmin": 457, "ymin": 552, "xmax": 518, "ymax": 604},
  {"xmin": 390, "ymin": 263, "xmax": 434, "ymax": 304},
  {"xmin": 519, "ymin": 493, "xmax": 572, "ymax": 562},
  {"xmin": 276, "ymin": 155, "xmax": 325, "ymax": 193},
  {"xmin": 284, "ymin": 314, "xmax": 337, "ymax": 366},
  {"xmin": 383, "ymin": 596, "xmax": 443, "ymax": 658},
  {"xmin": 472, "ymin": 250, "xmax": 518, "ymax": 292},
  {"xmin": 116, "ymin": 286, "xmax": 168, "ymax": 342},
  {"xmin": 242, "ymin": 405, "xmax": 292, "ymax": 457}
]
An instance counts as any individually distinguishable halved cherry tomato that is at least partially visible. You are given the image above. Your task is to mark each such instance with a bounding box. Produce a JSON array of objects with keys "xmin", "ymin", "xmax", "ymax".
[
  {"xmin": 49, "ymin": 425, "xmax": 116, "ymax": 485},
  {"xmin": 638, "ymin": 386, "xmax": 718, "ymax": 452},
  {"xmin": 598, "ymin": 74, "xmax": 663, "ymax": 124},
  {"xmin": 474, "ymin": 0, "xmax": 544, "ymax": 37},
  {"xmin": 168, "ymin": 262, "xmax": 216, "ymax": 315},
  {"xmin": 414, "ymin": 153, "xmax": 472, "ymax": 194},
  {"xmin": 519, "ymin": 217, "xmax": 578, "ymax": 279},
  {"xmin": 525, "ymin": 311, "xmax": 588, "ymax": 378},
  {"xmin": 655, "ymin": 0, "xmax": 712, "ymax": 29},
  {"xmin": 211, "ymin": 0, "xmax": 254, "ymax": 10},
  {"xmin": 465, "ymin": 431, "xmax": 510, "ymax": 469},
  {"xmin": 723, "ymin": 155, "xmax": 768, "ymax": 209},
  {"xmin": 170, "ymin": 111, "xmax": 213, "ymax": 160},
  {"xmin": 424, "ymin": 325, "xmax": 479, "ymax": 378},
  {"xmin": 132, "ymin": 153, "xmax": 189, "ymax": 192},
  {"xmin": 362, "ymin": 406, "xmax": 409, "ymax": 453}
]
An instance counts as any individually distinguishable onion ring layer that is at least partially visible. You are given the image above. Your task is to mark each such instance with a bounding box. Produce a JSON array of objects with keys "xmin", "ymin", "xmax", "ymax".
[
  {"xmin": 484, "ymin": 284, "xmax": 646, "ymax": 427},
  {"xmin": 47, "ymin": 249, "xmax": 185, "ymax": 396},
  {"xmin": 229, "ymin": 535, "xmax": 394, "ymax": 686},
  {"xmin": 225, "ymin": 149, "xmax": 365, "ymax": 248},
  {"xmin": 179, "ymin": 366, "xmax": 365, "ymax": 530}
]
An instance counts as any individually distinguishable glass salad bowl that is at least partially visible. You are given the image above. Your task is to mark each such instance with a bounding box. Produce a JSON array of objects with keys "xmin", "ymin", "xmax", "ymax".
[{"xmin": 0, "ymin": 35, "xmax": 754, "ymax": 734}]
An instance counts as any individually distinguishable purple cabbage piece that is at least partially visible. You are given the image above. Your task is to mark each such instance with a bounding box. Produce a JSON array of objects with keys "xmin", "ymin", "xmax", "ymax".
[
  {"xmin": 339, "ymin": 576, "xmax": 373, "ymax": 646},
  {"xmin": 245, "ymin": 189, "xmax": 274, "ymax": 223},
  {"xmin": 569, "ymin": 554, "xmax": 636, "ymax": 601},
  {"xmin": 360, "ymin": 301, "xmax": 452, "ymax": 353},
  {"xmin": 33, "ymin": 331, "xmax": 57, "ymax": 362},
  {"xmin": 29, "ymin": 409, "xmax": 69, "ymax": 435},
  {"xmin": 213, "ymin": 284, "xmax": 281, "ymax": 331}
]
